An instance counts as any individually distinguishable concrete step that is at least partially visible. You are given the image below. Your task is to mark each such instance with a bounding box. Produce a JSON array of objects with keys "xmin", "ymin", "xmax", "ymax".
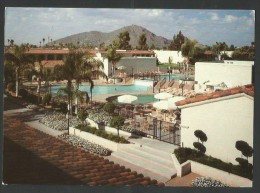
[
  {"xmin": 123, "ymin": 145, "xmax": 174, "ymax": 168},
  {"xmin": 106, "ymin": 156, "xmax": 169, "ymax": 183},
  {"xmin": 129, "ymin": 138, "xmax": 178, "ymax": 154},
  {"xmin": 110, "ymin": 148, "xmax": 177, "ymax": 180}
]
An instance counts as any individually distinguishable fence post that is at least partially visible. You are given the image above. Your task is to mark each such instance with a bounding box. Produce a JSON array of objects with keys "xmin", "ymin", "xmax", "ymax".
[{"xmin": 159, "ymin": 120, "xmax": 162, "ymax": 141}]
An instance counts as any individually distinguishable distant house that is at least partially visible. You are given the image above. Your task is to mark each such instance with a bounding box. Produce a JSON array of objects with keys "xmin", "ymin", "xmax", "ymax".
[
  {"xmin": 194, "ymin": 60, "xmax": 254, "ymax": 93},
  {"xmin": 176, "ymin": 85, "xmax": 254, "ymax": 164},
  {"xmin": 153, "ymin": 50, "xmax": 186, "ymax": 64}
]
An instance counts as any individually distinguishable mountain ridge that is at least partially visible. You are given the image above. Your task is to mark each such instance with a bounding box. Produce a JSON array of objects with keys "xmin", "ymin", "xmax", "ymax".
[{"xmin": 53, "ymin": 25, "xmax": 172, "ymax": 49}]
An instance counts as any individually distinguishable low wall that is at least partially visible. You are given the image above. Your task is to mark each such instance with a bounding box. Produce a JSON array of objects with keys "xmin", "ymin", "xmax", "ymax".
[
  {"xmin": 86, "ymin": 118, "xmax": 132, "ymax": 137},
  {"xmin": 171, "ymin": 154, "xmax": 191, "ymax": 177},
  {"xmin": 69, "ymin": 127, "xmax": 119, "ymax": 151},
  {"xmin": 171, "ymin": 154, "xmax": 252, "ymax": 187},
  {"xmin": 190, "ymin": 161, "xmax": 252, "ymax": 187}
]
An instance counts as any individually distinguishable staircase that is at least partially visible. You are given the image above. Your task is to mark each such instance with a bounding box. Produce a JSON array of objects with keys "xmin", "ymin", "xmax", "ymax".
[{"xmin": 106, "ymin": 140, "xmax": 177, "ymax": 183}]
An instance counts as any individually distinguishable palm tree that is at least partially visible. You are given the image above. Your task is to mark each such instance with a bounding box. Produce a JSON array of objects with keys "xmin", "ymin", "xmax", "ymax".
[
  {"xmin": 106, "ymin": 47, "xmax": 122, "ymax": 84},
  {"xmin": 39, "ymin": 41, "xmax": 42, "ymax": 47},
  {"xmin": 42, "ymin": 38, "xmax": 45, "ymax": 46},
  {"xmin": 71, "ymin": 49, "xmax": 107, "ymax": 114},
  {"xmin": 4, "ymin": 44, "xmax": 34, "ymax": 97},
  {"xmin": 10, "ymin": 39, "xmax": 14, "ymax": 46},
  {"xmin": 7, "ymin": 39, "xmax": 10, "ymax": 46}
]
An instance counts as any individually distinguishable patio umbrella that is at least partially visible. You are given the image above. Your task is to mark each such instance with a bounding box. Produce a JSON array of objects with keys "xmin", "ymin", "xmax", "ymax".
[
  {"xmin": 154, "ymin": 92, "xmax": 173, "ymax": 100},
  {"xmin": 117, "ymin": 66, "xmax": 127, "ymax": 70},
  {"xmin": 168, "ymin": 96, "xmax": 185, "ymax": 104},
  {"xmin": 118, "ymin": 95, "xmax": 138, "ymax": 104},
  {"xmin": 152, "ymin": 100, "xmax": 177, "ymax": 110}
]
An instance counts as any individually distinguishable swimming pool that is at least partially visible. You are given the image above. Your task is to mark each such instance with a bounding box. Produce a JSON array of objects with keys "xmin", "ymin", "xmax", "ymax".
[
  {"xmin": 108, "ymin": 94, "xmax": 158, "ymax": 105},
  {"xmin": 51, "ymin": 84, "xmax": 150, "ymax": 97}
]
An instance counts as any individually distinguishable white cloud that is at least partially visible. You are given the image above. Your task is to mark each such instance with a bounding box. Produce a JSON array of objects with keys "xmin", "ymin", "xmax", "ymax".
[
  {"xmin": 224, "ymin": 15, "xmax": 238, "ymax": 23},
  {"xmin": 209, "ymin": 13, "xmax": 219, "ymax": 21}
]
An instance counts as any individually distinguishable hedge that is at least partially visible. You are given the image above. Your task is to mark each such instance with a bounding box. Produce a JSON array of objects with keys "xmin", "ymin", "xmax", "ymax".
[
  {"xmin": 174, "ymin": 147, "xmax": 253, "ymax": 180},
  {"xmin": 76, "ymin": 124, "xmax": 130, "ymax": 144}
]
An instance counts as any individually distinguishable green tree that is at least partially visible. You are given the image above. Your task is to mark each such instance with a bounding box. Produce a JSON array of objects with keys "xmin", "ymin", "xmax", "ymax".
[
  {"xmin": 78, "ymin": 109, "xmax": 89, "ymax": 125},
  {"xmin": 169, "ymin": 31, "xmax": 185, "ymax": 51},
  {"xmin": 138, "ymin": 33, "xmax": 149, "ymax": 50},
  {"xmin": 118, "ymin": 31, "xmax": 131, "ymax": 50},
  {"xmin": 110, "ymin": 116, "xmax": 125, "ymax": 136},
  {"xmin": 150, "ymin": 44, "xmax": 156, "ymax": 50},
  {"xmin": 106, "ymin": 47, "xmax": 122, "ymax": 80},
  {"xmin": 181, "ymin": 39, "xmax": 198, "ymax": 64},
  {"xmin": 4, "ymin": 44, "xmax": 35, "ymax": 97}
]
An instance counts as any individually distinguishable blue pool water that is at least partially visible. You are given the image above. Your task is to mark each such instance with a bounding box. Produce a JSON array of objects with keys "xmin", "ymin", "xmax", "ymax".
[{"xmin": 51, "ymin": 84, "xmax": 149, "ymax": 97}]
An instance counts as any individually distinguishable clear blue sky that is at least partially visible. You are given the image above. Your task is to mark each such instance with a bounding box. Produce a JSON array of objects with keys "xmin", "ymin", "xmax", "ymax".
[{"xmin": 5, "ymin": 8, "xmax": 255, "ymax": 47}]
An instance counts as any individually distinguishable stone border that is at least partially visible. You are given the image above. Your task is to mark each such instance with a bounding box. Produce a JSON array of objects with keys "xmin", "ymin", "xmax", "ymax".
[{"xmin": 171, "ymin": 154, "xmax": 252, "ymax": 187}]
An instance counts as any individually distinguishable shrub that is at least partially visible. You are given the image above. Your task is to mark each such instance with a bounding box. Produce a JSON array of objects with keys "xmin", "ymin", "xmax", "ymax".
[
  {"xmin": 78, "ymin": 109, "xmax": 89, "ymax": 125},
  {"xmin": 174, "ymin": 147, "xmax": 253, "ymax": 179},
  {"xmin": 7, "ymin": 82, "xmax": 15, "ymax": 92},
  {"xmin": 194, "ymin": 130, "xmax": 207, "ymax": 144},
  {"xmin": 235, "ymin": 157, "xmax": 248, "ymax": 167},
  {"xmin": 42, "ymin": 93, "xmax": 52, "ymax": 106},
  {"xmin": 193, "ymin": 142, "xmax": 206, "ymax": 153},
  {"xmin": 19, "ymin": 89, "xmax": 28, "ymax": 99},
  {"xmin": 103, "ymin": 102, "xmax": 116, "ymax": 114},
  {"xmin": 75, "ymin": 125, "xmax": 129, "ymax": 144}
]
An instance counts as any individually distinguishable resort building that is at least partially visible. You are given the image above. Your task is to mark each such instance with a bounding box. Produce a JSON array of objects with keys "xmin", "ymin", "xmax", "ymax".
[
  {"xmin": 194, "ymin": 60, "xmax": 254, "ymax": 93},
  {"xmin": 5, "ymin": 47, "xmax": 163, "ymax": 79},
  {"xmin": 153, "ymin": 50, "xmax": 186, "ymax": 64},
  {"xmin": 176, "ymin": 84, "xmax": 254, "ymax": 164},
  {"xmin": 94, "ymin": 49, "xmax": 161, "ymax": 77}
]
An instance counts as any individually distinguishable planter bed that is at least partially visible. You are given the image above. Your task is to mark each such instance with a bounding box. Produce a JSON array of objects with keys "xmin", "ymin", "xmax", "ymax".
[
  {"xmin": 76, "ymin": 124, "xmax": 129, "ymax": 144},
  {"xmin": 174, "ymin": 147, "xmax": 253, "ymax": 180}
]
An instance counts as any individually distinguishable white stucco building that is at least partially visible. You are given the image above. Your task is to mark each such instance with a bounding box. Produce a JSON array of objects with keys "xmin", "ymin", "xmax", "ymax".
[
  {"xmin": 95, "ymin": 50, "xmax": 162, "ymax": 76},
  {"xmin": 176, "ymin": 85, "xmax": 254, "ymax": 164},
  {"xmin": 194, "ymin": 60, "xmax": 254, "ymax": 93},
  {"xmin": 153, "ymin": 50, "xmax": 186, "ymax": 64}
]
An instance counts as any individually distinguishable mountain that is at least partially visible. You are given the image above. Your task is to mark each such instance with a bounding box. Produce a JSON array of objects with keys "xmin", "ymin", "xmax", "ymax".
[{"xmin": 52, "ymin": 25, "xmax": 172, "ymax": 49}]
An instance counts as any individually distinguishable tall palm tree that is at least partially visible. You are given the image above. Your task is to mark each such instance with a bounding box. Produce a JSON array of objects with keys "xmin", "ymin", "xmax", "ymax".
[
  {"xmin": 4, "ymin": 44, "xmax": 34, "ymax": 97},
  {"xmin": 42, "ymin": 38, "xmax": 45, "ymax": 46},
  {"xmin": 69, "ymin": 49, "xmax": 107, "ymax": 114},
  {"xmin": 39, "ymin": 41, "xmax": 42, "ymax": 47},
  {"xmin": 106, "ymin": 47, "xmax": 122, "ymax": 84},
  {"xmin": 10, "ymin": 39, "xmax": 14, "ymax": 46}
]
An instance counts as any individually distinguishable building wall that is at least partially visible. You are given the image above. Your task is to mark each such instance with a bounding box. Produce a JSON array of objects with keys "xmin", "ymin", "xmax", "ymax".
[
  {"xmin": 180, "ymin": 95, "xmax": 254, "ymax": 164},
  {"xmin": 194, "ymin": 61, "xmax": 253, "ymax": 92},
  {"xmin": 101, "ymin": 57, "xmax": 158, "ymax": 76},
  {"xmin": 153, "ymin": 50, "xmax": 186, "ymax": 64}
]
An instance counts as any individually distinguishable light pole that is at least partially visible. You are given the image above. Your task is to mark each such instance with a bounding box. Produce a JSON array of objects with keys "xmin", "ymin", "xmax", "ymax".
[{"xmin": 67, "ymin": 104, "xmax": 70, "ymax": 135}]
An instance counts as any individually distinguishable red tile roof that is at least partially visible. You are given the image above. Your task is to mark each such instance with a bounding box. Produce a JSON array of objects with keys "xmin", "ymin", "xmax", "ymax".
[
  {"xmin": 5, "ymin": 48, "xmax": 154, "ymax": 55},
  {"xmin": 35, "ymin": 60, "xmax": 64, "ymax": 67},
  {"xmin": 176, "ymin": 84, "xmax": 254, "ymax": 106},
  {"xmin": 3, "ymin": 113, "xmax": 163, "ymax": 186}
]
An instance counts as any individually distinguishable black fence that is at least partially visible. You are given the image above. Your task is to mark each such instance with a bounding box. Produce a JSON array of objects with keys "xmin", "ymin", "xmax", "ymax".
[{"xmin": 118, "ymin": 107, "xmax": 181, "ymax": 145}]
